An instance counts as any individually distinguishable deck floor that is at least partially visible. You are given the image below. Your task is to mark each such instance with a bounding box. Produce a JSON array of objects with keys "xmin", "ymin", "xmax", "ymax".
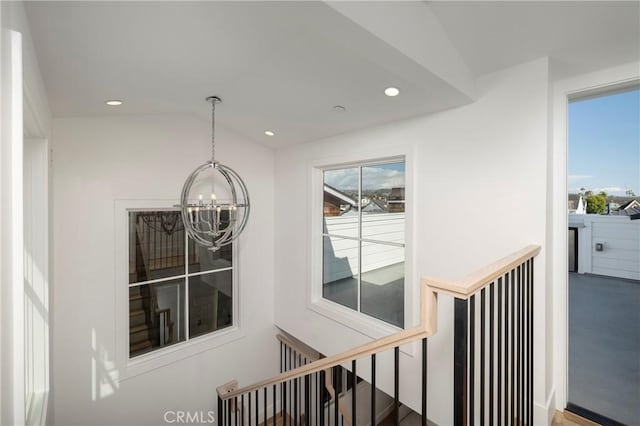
[
  {"xmin": 323, "ymin": 263, "xmax": 404, "ymax": 328},
  {"xmin": 568, "ymin": 273, "xmax": 640, "ymax": 426}
]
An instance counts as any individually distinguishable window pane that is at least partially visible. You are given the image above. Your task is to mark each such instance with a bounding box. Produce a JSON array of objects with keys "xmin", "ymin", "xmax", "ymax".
[
  {"xmin": 323, "ymin": 235, "xmax": 359, "ymax": 310},
  {"xmin": 189, "ymin": 270, "xmax": 233, "ymax": 339},
  {"xmin": 323, "ymin": 168, "xmax": 359, "ymax": 219},
  {"xmin": 129, "ymin": 279, "xmax": 185, "ymax": 358},
  {"xmin": 188, "ymin": 238, "xmax": 232, "ymax": 273},
  {"xmin": 129, "ymin": 211, "xmax": 186, "ymax": 283},
  {"xmin": 361, "ymin": 162, "xmax": 405, "ymax": 244},
  {"xmin": 360, "ymin": 242, "xmax": 404, "ymax": 328}
]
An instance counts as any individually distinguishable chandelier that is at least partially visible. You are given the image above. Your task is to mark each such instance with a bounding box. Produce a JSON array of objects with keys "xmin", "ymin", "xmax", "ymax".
[{"xmin": 180, "ymin": 96, "xmax": 250, "ymax": 252}]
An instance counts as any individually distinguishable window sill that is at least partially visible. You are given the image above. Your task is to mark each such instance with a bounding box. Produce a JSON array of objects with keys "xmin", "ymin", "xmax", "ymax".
[
  {"xmin": 119, "ymin": 326, "xmax": 245, "ymax": 381},
  {"xmin": 308, "ymin": 299, "xmax": 415, "ymax": 357}
]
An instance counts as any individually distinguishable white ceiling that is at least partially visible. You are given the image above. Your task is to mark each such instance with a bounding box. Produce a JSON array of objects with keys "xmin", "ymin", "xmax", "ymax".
[
  {"xmin": 25, "ymin": 1, "xmax": 640, "ymax": 149},
  {"xmin": 430, "ymin": 1, "xmax": 640, "ymax": 78}
]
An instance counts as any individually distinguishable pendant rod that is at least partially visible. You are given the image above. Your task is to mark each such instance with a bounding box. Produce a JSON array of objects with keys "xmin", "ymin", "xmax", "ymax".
[{"xmin": 206, "ymin": 96, "xmax": 222, "ymax": 163}]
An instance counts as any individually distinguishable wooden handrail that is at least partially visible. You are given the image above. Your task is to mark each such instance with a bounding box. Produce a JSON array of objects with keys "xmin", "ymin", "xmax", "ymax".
[
  {"xmin": 276, "ymin": 333, "xmax": 320, "ymax": 362},
  {"xmin": 218, "ymin": 244, "xmax": 541, "ymax": 400},
  {"xmin": 422, "ymin": 244, "xmax": 541, "ymax": 300}
]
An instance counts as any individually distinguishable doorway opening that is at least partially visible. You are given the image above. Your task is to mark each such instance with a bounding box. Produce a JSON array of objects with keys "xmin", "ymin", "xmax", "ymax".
[{"xmin": 566, "ymin": 83, "xmax": 640, "ymax": 426}]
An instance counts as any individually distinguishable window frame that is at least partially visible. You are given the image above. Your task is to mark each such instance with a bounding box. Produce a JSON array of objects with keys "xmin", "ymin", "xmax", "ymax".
[
  {"xmin": 308, "ymin": 150, "xmax": 417, "ymax": 345},
  {"xmin": 115, "ymin": 199, "xmax": 243, "ymax": 381}
]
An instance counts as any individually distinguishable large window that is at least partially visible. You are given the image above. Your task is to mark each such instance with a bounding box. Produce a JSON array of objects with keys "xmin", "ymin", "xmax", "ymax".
[
  {"xmin": 128, "ymin": 209, "xmax": 233, "ymax": 358},
  {"xmin": 321, "ymin": 160, "xmax": 405, "ymax": 328}
]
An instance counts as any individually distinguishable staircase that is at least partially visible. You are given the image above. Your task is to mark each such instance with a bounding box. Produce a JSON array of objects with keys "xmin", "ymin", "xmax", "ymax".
[
  {"xmin": 129, "ymin": 286, "xmax": 156, "ymax": 356},
  {"xmin": 129, "ymin": 212, "xmax": 179, "ymax": 357},
  {"xmin": 216, "ymin": 245, "xmax": 541, "ymax": 426}
]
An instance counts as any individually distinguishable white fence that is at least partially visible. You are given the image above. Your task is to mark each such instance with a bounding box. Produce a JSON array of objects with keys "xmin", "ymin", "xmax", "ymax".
[
  {"xmin": 323, "ymin": 213, "xmax": 405, "ymax": 283},
  {"xmin": 569, "ymin": 213, "xmax": 640, "ymax": 281}
]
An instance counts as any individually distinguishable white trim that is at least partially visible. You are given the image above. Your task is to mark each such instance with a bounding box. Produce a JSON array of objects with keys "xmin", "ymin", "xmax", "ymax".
[
  {"xmin": 307, "ymin": 148, "xmax": 417, "ymax": 355},
  {"xmin": 114, "ymin": 199, "xmax": 243, "ymax": 381},
  {"xmin": 533, "ymin": 386, "xmax": 556, "ymax": 426},
  {"xmin": 552, "ymin": 62, "xmax": 640, "ymax": 414}
]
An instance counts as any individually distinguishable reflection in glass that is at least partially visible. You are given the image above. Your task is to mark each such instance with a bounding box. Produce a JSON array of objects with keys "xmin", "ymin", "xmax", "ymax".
[
  {"xmin": 189, "ymin": 271, "xmax": 233, "ymax": 339},
  {"xmin": 322, "ymin": 235, "xmax": 359, "ymax": 310},
  {"xmin": 323, "ymin": 168, "xmax": 359, "ymax": 218},
  {"xmin": 129, "ymin": 279, "xmax": 185, "ymax": 358},
  {"xmin": 361, "ymin": 162, "xmax": 405, "ymax": 244},
  {"xmin": 129, "ymin": 210, "xmax": 186, "ymax": 283},
  {"xmin": 188, "ymin": 237, "xmax": 232, "ymax": 273},
  {"xmin": 360, "ymin": 243, "xmax": 404, "ymax": 328}
]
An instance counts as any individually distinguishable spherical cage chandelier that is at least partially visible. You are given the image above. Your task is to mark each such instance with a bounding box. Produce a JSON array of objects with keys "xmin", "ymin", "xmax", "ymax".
[{"xmin": 180, "ymin": 96, "xmax": 250, "ymax": 252}]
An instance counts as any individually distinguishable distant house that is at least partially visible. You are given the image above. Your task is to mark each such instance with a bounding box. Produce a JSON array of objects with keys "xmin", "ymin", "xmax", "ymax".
[
  {"xmin": 609, "ymin": 198, "xmax": 640, "ymax": 217},
  {"xmin": 387, "ymin": 187, "xmax": 406, "ymax": 213},
  {"xmin": 323, "ymin": 184, "xmax": 357, "ymax": 217},
  {"xmin": 361, "ymin": 198, "xmax": 387, "ymax": 213}
]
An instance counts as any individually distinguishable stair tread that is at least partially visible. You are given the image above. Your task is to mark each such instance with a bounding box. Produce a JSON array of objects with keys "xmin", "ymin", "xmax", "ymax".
[
  {"xmin": 129, "ymin": 324, "xmax": 150, "ymax": 334},
  {"xmin": 130, "ymin": 309, "xmax": 146, "ymax": 317},
  {"xmin": 129, "ymin": 340, "xmax": 152, "ymax": 352}
]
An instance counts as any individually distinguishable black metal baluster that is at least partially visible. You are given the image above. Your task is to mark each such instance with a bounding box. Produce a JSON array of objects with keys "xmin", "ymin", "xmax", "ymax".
[
  {"xmin": 528, "ymin": 259, "xmax": 534, "ymax": 426},
  {"xmin": 298, "ymin": 354, "xmax": 302, "ymax": 426},
  {"xmin": 242, "ymin": 395, "xmax": 245, "ymax": 426},
  {"xmin": 497, "ymin": 277, "xmax": 503, "ymax": 426},
  {"xmin": 255, "ymin": 391, "xmax": 259, "ymax": 426},
  {"xmin": 470, "ymin": 295, "xmax": 476, "ymax": 426},
  {"xmin": 518, "ymin": 265, "xmax": 526, "ymax": 425},
  {"xmin": 305, "ymin": 375, "xmax": 310, "ymax": 426},
  {"xmin": 284, "ymin": 352, "xmax": 288, "ymax": 426},
  {"xmin": 320, "ymin": 370, "xmax": 326, "ymax": 426},
  {"xmin": 295, "ymin": 367, "xmax": 299, "ymax": 426},
  {"xmin": 235, "ymin": 397, "xmax": 239, "ymax": 426},
  {"xmin": 454, "ymin": 298, "xmax": 468, "ymax": 426},
  {"xmin": 510, "ymin": 269, "xmax": 515, "ymax": 426},
  {"xmin": 222, "ymin": 399, "xmax": 226, "ymax": 426},
  {"xmin": 520, "ymin": 263, "xmax": 525, "ymax": 426},
  {"xmin": 263, "ymin": 388, "xmax": 267, "ymax": 426},
  {"xmin": 334, "ymin": 367, "xmax": 339, "ymax": 426},
  {"xmin": 503, "ymin": 273, "xmax": 509, "ymax": 426},
  {"xmin": 228, "ymin": 399, "xmax": 232, "ymax": 426},
  {"xmin": 516, "ymin": 265, "xmax": 521, "ymax": 426},
  {"xmin": 249, "ymin": 392, "xmax": 252, "ymax": 426},
  {"xmin": 422, "ymin": 338, "xmax": 428, "ymax": 426},
  {"xmin": 352, "ymin": 360, "xmax": 357, "ymax": 426},
  {"xmin": 218, "ymin": 396, "xmax": 223, "ymax": 426},
  {"xmin": 481, "ymin": 288, "xmax": 486, "ymax": 426},
  {"xmin": 273, "ymin": 385, "xmax": 277, "ymax": 426},
  {"xmin": 524, "ymin": 260, "xmax": 528, "ymax": 426},
  {"xmin": 371, "ymin": 354, "xmax": 376, "ymax": 426},
  {"xmin": 394, "ymin": 346, "xmax": 400, "ymax": 426},
  {"xmin": 490, "ymin": 283, "xmax": 495, "ymax": 426}
]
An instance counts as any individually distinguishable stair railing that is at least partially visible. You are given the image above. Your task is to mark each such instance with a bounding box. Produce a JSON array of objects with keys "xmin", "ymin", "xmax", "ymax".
[
  {"xmin": 217, "ymin": 245, "xmax": 540, "ymax": 426},
  {"xmin": 423, "ymin": 244, "xmax": 540, "ymax": 426}
]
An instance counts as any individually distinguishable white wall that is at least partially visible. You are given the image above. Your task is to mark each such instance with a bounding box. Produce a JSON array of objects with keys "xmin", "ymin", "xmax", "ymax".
[
  {"xmin": 324, "ymin": 213, "xmax": 405, "ymax": 282},
  {"xmin": 275, "ymin": 58, "xmax": 550, "ymax": 426},
  {"xmin": 51, "ymin": 114, "xmax": 277, "ymax": 425},
  {"xmin": 570, "ymin": 214, "xmax": 640, "ymax": 280}
]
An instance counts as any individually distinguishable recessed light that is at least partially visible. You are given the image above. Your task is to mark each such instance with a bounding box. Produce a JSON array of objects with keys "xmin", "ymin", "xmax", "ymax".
[
  {"xmin": 105, "ymin": 100, "xmax": 123, "ymax": 106},
  {"xmin": 333, "ymin": 105, "xmax": 346, "ymax": 112},
  {"xmin": 384, "ymin": 87, "xmax": 400, "ymax": 97},
  {"xmin": 264, "ymin": 130, "xmax": 275, "ymax": 137}
]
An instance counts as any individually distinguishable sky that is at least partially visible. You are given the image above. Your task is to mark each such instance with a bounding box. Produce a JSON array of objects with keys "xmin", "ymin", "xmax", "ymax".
[
  {"xmin": 324, "ymin": 162, "xmax": 405, "ymax": 191},
  {"xmin": 568, "ymin": 87, "xmax": 640, "ymax": 196}
]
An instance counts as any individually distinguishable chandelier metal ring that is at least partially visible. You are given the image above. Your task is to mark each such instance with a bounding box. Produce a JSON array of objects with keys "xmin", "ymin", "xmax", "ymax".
[{"xmin": 180, "ymin": 96, "xmax": 250, "ymax": 252}]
